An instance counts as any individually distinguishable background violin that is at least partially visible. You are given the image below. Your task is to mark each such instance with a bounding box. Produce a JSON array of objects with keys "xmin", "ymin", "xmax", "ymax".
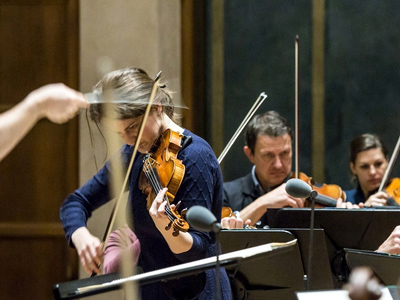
[
  {"xmin": 221, "ymin": 206, "xmax": 235, "ymax": 218},
  {"xmin": 380, "ymin": 177, "xmax": 400, "ymax": 206},
  {"xmin": 294, "ymin": 172, "xmax": 345, "ymax": 207},
  {"xmin": 139, "ymin": 129, "xmax": 189, "ymax": 236},
  {"xmin": 377, "ymin": 135, "xmax": 400, "ymax": 206},
  {"xmin": 221, "ymin": 206, "xmax": 255, "ymax": 229}
]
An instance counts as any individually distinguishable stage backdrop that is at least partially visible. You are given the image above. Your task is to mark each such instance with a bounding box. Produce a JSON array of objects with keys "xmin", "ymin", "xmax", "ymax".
[{"xmin": 207, "ymin": 0, "xmax": 400, "ymax": 190}]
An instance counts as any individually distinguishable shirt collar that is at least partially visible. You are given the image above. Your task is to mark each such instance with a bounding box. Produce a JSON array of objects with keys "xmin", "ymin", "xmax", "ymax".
[
  {"xmin": 251, "ymin": 166, "xmax": 266, "ymax": 195},
  {"xmin": 251, "ymin": 166, "xmax": 292, "ymax": 194}
]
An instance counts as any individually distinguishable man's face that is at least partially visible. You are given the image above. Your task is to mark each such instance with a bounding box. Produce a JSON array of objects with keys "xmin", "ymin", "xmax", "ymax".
[{"xmin": 245, "ymin": 134, "xmax": 292, "ymax": 189}]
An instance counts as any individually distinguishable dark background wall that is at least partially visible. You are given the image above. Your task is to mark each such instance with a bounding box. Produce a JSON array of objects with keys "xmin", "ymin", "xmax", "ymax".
[
  {"xmin": 209, "ymin": 0, "xmax": 400, "ymax": 190},
  {"xmin": 324, "ymin": 0, "xmax": 400, "ymax": 189}
]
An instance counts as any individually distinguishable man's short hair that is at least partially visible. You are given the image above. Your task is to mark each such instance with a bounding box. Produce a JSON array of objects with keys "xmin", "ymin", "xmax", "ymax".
[{"xmin": 245, "ymin": 111, "xmax": 293, "ymax": 153}]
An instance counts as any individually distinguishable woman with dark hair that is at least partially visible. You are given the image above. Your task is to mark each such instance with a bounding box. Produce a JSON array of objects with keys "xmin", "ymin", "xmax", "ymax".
[
  {"xmin": 60, "ymin": 67, "xmax": 232, "ymax": 299},
  {"xmin": 345, "ymin": 133, "xmax": 390, "ymax": 206}
]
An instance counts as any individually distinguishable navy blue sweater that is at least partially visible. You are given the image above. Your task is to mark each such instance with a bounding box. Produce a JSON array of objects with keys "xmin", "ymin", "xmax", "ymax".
[{"xmin": 60, "ymin": 129, "xmax": 232, "ymax": 299}]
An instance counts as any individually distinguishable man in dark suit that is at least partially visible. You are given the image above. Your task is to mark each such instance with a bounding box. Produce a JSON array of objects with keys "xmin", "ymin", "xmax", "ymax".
[{"xmin": 222, "ymin": 111, "xmax": 304, "ymax": 228}]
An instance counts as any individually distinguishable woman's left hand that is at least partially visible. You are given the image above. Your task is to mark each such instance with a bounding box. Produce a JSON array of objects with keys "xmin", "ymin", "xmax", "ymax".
[
  {"xmin": 148, "ymin": 187, "xmax": 193, "ymax": 253},
  {"xmin": 149, "ymin": 188, "xmax": 171, "ymax": 230}
]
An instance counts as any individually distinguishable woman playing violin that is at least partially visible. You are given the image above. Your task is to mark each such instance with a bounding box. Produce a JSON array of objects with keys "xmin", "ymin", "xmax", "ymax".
[
  {"xmin": 345, "ymin": 133, "xmax": 391, "ymax": 206},
  {"xmin": 60, "ymin": 67, "xmax": 232, "ymax": 300}
]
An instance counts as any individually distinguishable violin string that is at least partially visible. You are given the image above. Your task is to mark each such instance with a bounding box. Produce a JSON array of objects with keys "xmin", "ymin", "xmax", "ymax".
[
  {"xmin": 143, "ymin": 162, "xmax": 175, "ymax": 220},
  {"xmin": 143, "ymin": 158, "xmax": 176, "ymax": 220},
  {"xmin": 144, "ymin": 159, "xmax": 164, "ymax": 199}
]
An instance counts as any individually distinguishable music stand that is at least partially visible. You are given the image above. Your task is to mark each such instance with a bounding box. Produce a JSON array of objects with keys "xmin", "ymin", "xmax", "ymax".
[
  {"xmin": 267, "ymin": 208, "xmax": 400, "ymax": 250},
  {"xmin": 267, "ymin": 208, "xmax": 400, "ymax": 286},
  {"xmin": 284, "ymin": 228, "xmax": 334, "ymax": 289},
  {"xmin": 345, "ymin": 248, "xmax": 400, "ymax": 286},
  {"xmin": 53, "ymin": 240, "xmax": 296, "ymax": 300},
  {"xmin": 220, "ymin": 229, "xmax": 305, "ymax": 300}
]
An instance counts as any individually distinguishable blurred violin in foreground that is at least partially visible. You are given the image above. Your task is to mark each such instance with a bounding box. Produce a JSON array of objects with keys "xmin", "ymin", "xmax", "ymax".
[{"xmin": 346, "ymin": 267, "xmax": 382, "ymax": 300}]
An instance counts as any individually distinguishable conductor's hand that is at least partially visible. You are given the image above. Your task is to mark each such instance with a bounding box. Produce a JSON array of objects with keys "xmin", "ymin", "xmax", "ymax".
[
  {"xmin": 28, "ymin": 83, "xmax": 89, "ymax": 124},
  {"xmin": 221, "ymin": 217, "xmax": 251, "ymax": 229},
  {"xmin": 71, "ymin": 227, "xmax": 103, "ymax": 275}
]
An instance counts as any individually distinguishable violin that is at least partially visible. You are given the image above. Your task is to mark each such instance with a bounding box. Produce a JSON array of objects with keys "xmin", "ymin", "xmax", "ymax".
[
  {"xmin": 382, "ymin": 177, "xmax": 400, "ymax": 206},
  {"xmin": 294, "ymin": 172, "xmax": 345, "ymax": 207},
  {"xmin": 139, "ymin": 129, "xmax": 189, "ymax": 236},
  {"xmin": 377, "ymin": 135, "xmax": 400, "ymax": 206},
  {"xmin": 140, "ymin": 129, "xmax": 206, "ymax": 300},
  {"xmin": 221, "ymin": 206, "xmax": 235, "ymax": 218}
]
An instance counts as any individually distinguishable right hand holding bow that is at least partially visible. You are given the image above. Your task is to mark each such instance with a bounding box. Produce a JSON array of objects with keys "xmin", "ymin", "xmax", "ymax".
[{"xmin": 71, "ymin": 227, "xmax": 103, "ymax": 275}]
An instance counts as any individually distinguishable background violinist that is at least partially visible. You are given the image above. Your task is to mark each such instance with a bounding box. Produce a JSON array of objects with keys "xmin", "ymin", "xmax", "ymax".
[
  {"xmin": 222, "ymin": 111, "xmax": 358, "ymax": 229},
  {"xmin": 222, "ymin": 111, "xmax": 304, "ymax": 228},
  {"xmin": 59, "ymin": 67, "xmax": 232, "ymax": 300},
  {"xmin": 345, "ymin": 133, "xmax": 391, "ymax": 206}
]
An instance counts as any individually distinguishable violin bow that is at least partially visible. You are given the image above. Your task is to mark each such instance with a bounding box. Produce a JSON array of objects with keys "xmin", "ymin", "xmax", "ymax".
[
  {"xmin": 294, "ymin": 35, "xmax": 300, "ymax": 179},
  {"xmin": 217, "ymin": 92, "xmax": 267, "ymax": 164},
  {"xmin": 295, "ymin": 35, "xmax": 314, "ymax": 291},
  {"xmin": 100, "ymin": 75, "xmax": 161, "ymax": 249},
  {"xmin": 378, "ymin": 134, "xmax": 400, "ymax": 192},
  {"xmin": 88, "ymin": 73, "xmax": 161, "ymax": 283}
]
